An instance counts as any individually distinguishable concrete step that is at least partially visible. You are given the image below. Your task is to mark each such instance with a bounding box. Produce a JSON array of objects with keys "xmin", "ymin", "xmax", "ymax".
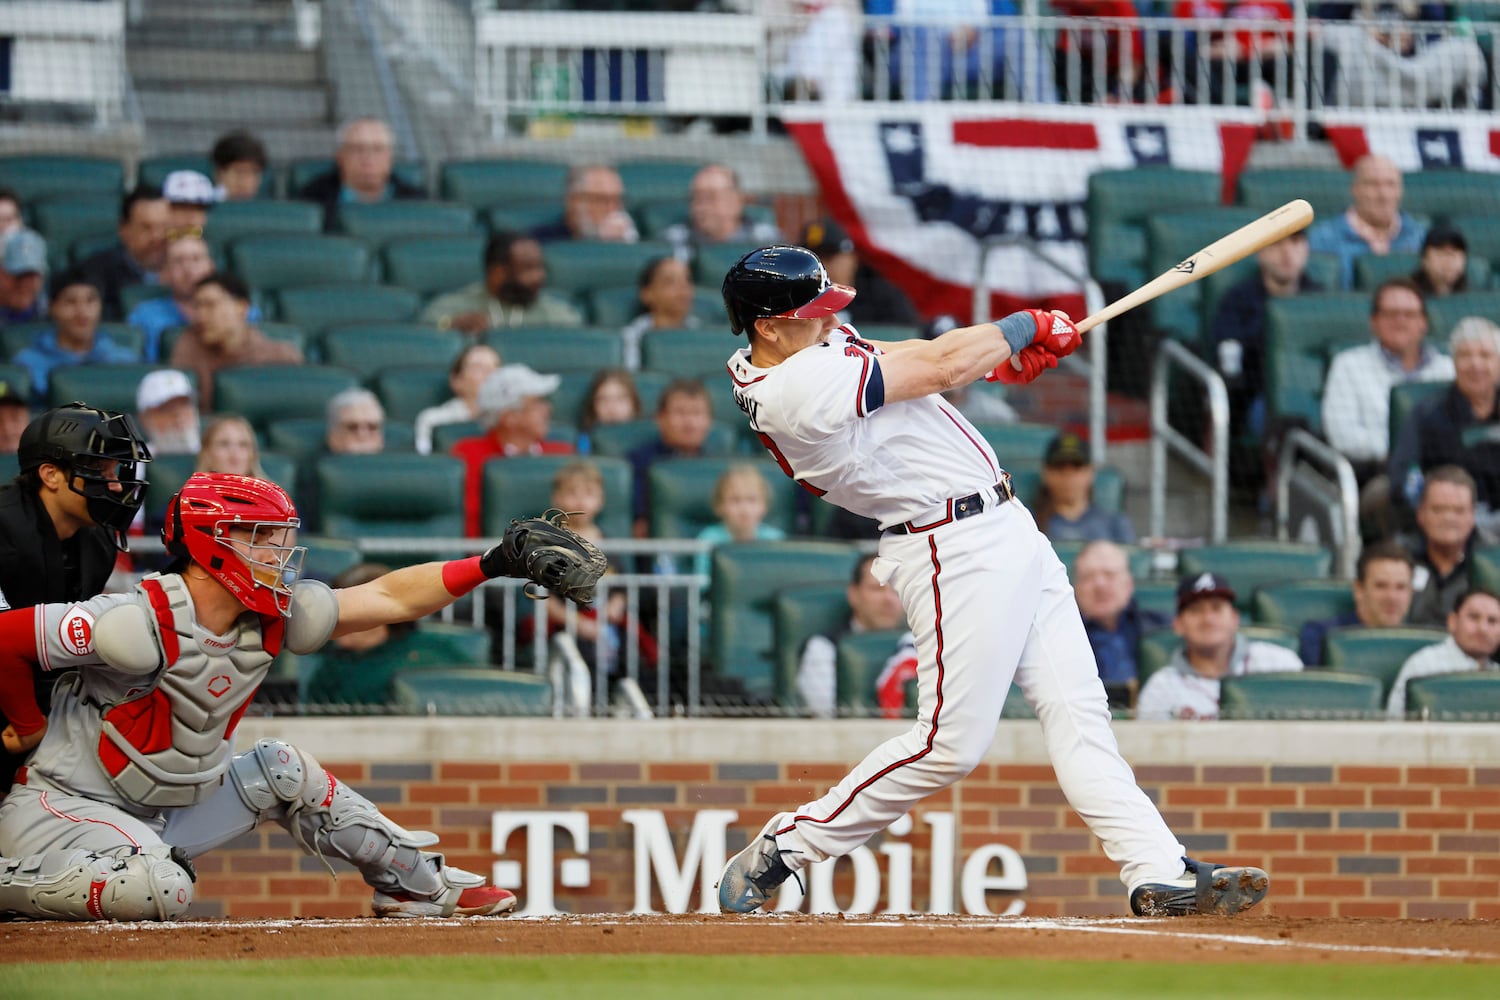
[
  {"xmin": 144, "ymin": 121, "xmax": 336, "ymax": 162},
  {"xmin": 128, "ymin": 19, "xmax": 303, "ymax": 50},
  {"xmin": 129, "ymin": 46, "xmax": 321, "ymax": 86},
  {"xmin": 137, "ymin": 84, "xmax": 330, "ymax": 125},
  {"xmin": 142, "ymin": 0, "xmax": 297, "ymax": 24}
]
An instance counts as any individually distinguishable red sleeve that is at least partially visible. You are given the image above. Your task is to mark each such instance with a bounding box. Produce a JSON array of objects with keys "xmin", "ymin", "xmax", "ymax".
[{"xmin": 0, "ymin": 608, "xmax": 45, "ymax": 737}]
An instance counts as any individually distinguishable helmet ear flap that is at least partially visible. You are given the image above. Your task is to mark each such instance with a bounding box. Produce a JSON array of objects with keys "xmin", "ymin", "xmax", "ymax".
[{"xmin": 164, "ymin": 493, "xmax": 189, "ymax": 559}]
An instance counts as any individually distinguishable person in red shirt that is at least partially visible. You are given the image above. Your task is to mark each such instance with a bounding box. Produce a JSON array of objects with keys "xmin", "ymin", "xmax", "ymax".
[
  {"xmin": 1050, "ymin": 1, "xmax": 1145, "ymax": 102},
  {"xmin": 1169, "ymin": 0, "xmax": 1293, "ymax": 105}
]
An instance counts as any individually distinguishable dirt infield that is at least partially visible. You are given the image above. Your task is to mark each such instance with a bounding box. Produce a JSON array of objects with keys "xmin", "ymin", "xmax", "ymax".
[{"xmin": 4, "ymin": 913, "xmax": 1498, "ymax": 966}]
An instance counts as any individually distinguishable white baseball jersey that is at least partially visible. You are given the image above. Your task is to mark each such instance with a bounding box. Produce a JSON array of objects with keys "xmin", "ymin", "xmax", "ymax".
[{"xmin": 728, "ymin": 324, "xmax": 1003, "ymax": 530}]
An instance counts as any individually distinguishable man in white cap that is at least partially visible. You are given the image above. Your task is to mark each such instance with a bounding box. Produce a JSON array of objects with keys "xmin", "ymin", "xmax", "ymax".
[
  {"xmin": 134, "ymin": 369, "xmax": 200, "ymax": 456},
  {"xmin": 161, "ymin": 170, "xmax": 219, "ymax": 232},
  {"xmin": 0, "ymin": 230, "xmax": 49, "ymax": 326},
  {"xmin": 450, "ymin": 364, "xmax": 570, "ymax": 536}
]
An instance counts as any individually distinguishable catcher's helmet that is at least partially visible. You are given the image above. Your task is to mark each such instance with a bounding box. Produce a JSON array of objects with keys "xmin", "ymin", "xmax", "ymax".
[
  {"xmin": 163, "ymin": 473, "xmax": 306, "ymax": 617},
  {"xmin": 721, "ymin": 245, "xmax": 856, "ymax": 336},
  {"xmin": 18, "ymin": 401, "xmax": 152, "ymax": 545}
]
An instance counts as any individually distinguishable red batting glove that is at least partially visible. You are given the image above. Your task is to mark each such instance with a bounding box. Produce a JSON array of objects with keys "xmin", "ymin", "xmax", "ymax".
[
  {"xmin": 985, "ymin": 344, "xmax": 1059, "ymax": 385},
  {"xmin": 1035, "ymin": 310, "xmax": 1083, "ymax": 359}
]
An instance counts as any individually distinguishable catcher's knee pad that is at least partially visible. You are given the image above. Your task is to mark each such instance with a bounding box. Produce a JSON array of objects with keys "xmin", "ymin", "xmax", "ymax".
[{"xmin": 0, "ymin": 846, "xmax": 195, "ymax": 922}]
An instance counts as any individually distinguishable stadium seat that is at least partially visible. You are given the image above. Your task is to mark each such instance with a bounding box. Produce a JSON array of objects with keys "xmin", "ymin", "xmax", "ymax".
[
  {"xmin": 314, "ymin": 453, "xmax": 466, "ymax": 560},
  {"xmin": 0, "ymin": 155, "xmax": 123, "ymax": 203},
  {"xmin": 1051, "ymin": 540, "xmax": 1155, "ymax": 579},
  {"xmin": 141, "ymin": 453, "xmax": 197, "ymax": 526},
  {"xmin": 287, "ymin": 158, "xmax": 426, "ymax": 196},
  {"xmin": 836, "ymin": 628, "xmax": 912, "ymax": 715},
  {"xmin": 119, "ymin": 283, "xmax": 171, "ymax": 316},
  {"xmin": 161, "ymin": 321, "xmax": 308, "ymax": 363},
  {"xmin": 588, "ymin": 417, "xmax": 736, "ymax": 462},
  {"xmin": 1137, "ymin": 625, "xmax": 1300, "ymax": 683},
  {"xmin": 772, "ymin": 582, "xmax": 855, "ymax": 710},
  {"xmin": 337, "ymin": 201, "xmax": 480, "ymax": 248},
  {"xmin": 1219, "ymin": 671, "xmax": 1384, "ymax": 720},
  {"xmin": 382, "ymin": 236, "xmax": 485, "ymax": 299},
  {"xmin": 1472, "ymin": 546, "xmax": 1500, "ymax": 593},
  {"xmin": 0, "ymin": 364, "xmax": 31, "ymax": 402},
  {"xmin": 485, "ymin": 203, "xmax": 566, "ymax": 235},
  {"xmin": 1354, "ymin": 252, "xmax": 1491, "ymax": 293},
  {"xmin": 229, "ymin": 235, "xmax": 372, "ymax": 293},
  {"xmin": 1250, "ymin": 580, "xmax": 1356, "ymax": 636},
  {"xmin": 1146, "ymin": 207, "xmax": 1265, "ymax": 346},
  {"xmin": 1404, "ymin": 673, "xmax": 1500, "ymax": 721},
  {"xmin": 431, "ymin": 420, "xmax": 482, "ymax": 454},
  {"xmin": 647, "ymin": 457, "xmax": 798, "ymax": 539},
  {"xmin": 1451, "ymin": 211, "xmax": 1500, "ymax": 271},
  {"xmin": 711, "ymin": 541, "xmax": 862, "ymax": 702},
  {"xmin": 31, "ymin": 196, "xmax": 119, "ymax": 273},
  {"xmin": 272, "ymin": 283, "xmax": 423, "ymax": 336},
  {"xmin": 1134, "ymin": 581, "xmax": 1178, "ymax": 619},
  {"xmin": 320, "ymin": 324, "xmax": 465, "ymax": 379},
  {"xmin": 297, "ymin": 534, "xmax": 364, "ymax": 582},
  {"xmin": 543, "ymin": 241, "xmax": 674, "ymax": 296},
  {"xmin": 1323, "ymin": 626, "xmax": 1448, "ymax": 700},
  {"xmin": 204, "ymin": 200, "xmax": 324, "ymax": 247},
  {"xmin": 2, "ymin": 322, "xmax": 145, "ymax": 362},
  {"xmin": 482, "ymin": 455, "xmax": 633, "ymax": 539},
  {"xmin": 68, "ymin": 232, "xmax": 120, "ymax": 267},
  {"xmin": 439, "ymin": 158, "xmax": 570, "ymax": 209},
  {"xmin": 1263, "ymin": 294, "xmax": 1371, "ymax": 432},
  {"xmin": 1087, "ymin": 168, "xmax": 1221, "ymax": 290},
  {"xmin": 585, "ymin": 284, "xmax": 724, "ymax": 328},
  {"xmin": 693, "ymin": 243, "xmax": 764, "ymax": 287},
  {"xmin": 1001, "ymin": 683, "xmax": 1037, "ymax": 720},
  {"xmin": 485, "ymin": 327, "xmax": 624, "ymax": 373},
  {"xmin": 1235, "ymin": 167, "xmax": 1352, "ymax": 221},
  {"xmin": 1400, "ymin": 170, "xmax": 1500, "ymax": 223},
  {"xmin": 214, "ymin": 365, "xmax": 360, "ymax": 432},
  {"xmin": 265, "ymin": 418, "xmax": 415, "ymax": 464},
  {"xmin": 637, "ymin": 201, "xmax": 776, "ymax": 240},
  {"xmin": 1178, "ymin": 542, "xmax": 1332, "ymax": 611},
  {"xmin": 48, "ymin": 363, "xmax": 194, "ymax": 413},
  {"xmin": 639, "ymin": 328, "xmax": 736, "ymax": 381},
  {"xmin": 1426, "ymin": 293, "xmax": 1500, "ymax": 347},
  {"xmin": 968, "ymin": 421, "xmax": 1074, "ymax": 465},
  {"xmin": 0, "ymin": 453, "xmax": 16, "ymax": 482},
  {"xmin": 391, "ymin": 668, "xmax": 552, "ymax": 716},
  {"xmin": 1197, "ymin": 256, "xmax": 1265, "ymax": 335},
  {"xmin": 1388, "ymin": 379, "xmax": 1451, "ymax": 447},
  {"xmin": 373, "ymin": 365, "xmax": 452, "ymax": 423},
  {"xmin": 617, "ymin": 160, "xmax": 703, "ymax": 206}
]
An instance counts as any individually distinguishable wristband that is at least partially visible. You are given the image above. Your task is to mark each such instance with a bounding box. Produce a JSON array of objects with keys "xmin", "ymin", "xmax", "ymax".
[
  {"xmin": 441, "ymin": 556, "xmax": 488, "ymax": 597},
  {"xmin": 993, "ymin": 312, "xmax": 1037, "ymax": 356}
]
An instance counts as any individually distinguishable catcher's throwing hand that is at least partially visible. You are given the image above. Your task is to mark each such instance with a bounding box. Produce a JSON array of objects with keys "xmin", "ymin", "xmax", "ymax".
[
  {"xmin": 2, "ymin": 721, "xmax": 45, "ymax": 755},
  {"xmin": 481, "ymin": 510, "xmax": 608, "ymax": 605}
]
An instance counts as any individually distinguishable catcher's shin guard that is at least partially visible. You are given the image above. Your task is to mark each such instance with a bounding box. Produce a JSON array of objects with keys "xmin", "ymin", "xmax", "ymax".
[
  {"xmin": 229, "ymin": 738, "xmax": 444, "ymax": 897},
  {"xmin": 0, "ymin": 846, "xmax": 195, "ymax": 921}
]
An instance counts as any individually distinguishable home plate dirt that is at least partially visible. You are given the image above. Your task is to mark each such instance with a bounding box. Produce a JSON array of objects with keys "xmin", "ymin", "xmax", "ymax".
[{"xmin": 3, "ymin": 914, "xmax": 1498, "ymax": 965}]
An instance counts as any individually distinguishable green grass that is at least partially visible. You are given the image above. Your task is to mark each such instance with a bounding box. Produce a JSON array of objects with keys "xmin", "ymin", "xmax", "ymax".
[{"xmin": 5, "ymin": 956, "xmax": 1493, "ymax": 1000}]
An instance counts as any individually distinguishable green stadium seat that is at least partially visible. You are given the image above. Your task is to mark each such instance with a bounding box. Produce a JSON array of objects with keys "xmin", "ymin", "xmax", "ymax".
[
  {"xmin": 119, "ymin": 283, "xmax": 172, "ymax": 316},
  {"xmin": 287, "ymin": 158, "xmax": 426, "ymax": 196},
  {"xmin": 835, "ymin": 628, "xmax": 911, "ymax": 715},
  {"xmin": 1426, "ymin": 292, "xmax": 1500, "ymax": 347},
  {"xmin": 485, "ymin": 327, "xmax": 623, "ymax": 373},
  {"xmin": 1051, "ymin": 540, "xmax": 1155, "ymax": 579},
  {"xmin": 1323, "ymin": 626, "xmax": 1448, "ymax": 700},
  {"xmin": 1178, "ymin": 542, "xmax": 1332, "ymax": 611},
  {"xmin": 617, "ymin": 160, "xmax": 702, "ymax": 207},
  {"xmin": 1304, "ymin": 252, "xmax": 1343, "ymax": 291},
  {"xmin": 141, "ymin": 452, "xmax": 197, "ymax": 526},
  {"xmin": 68, "ymin": 232, "xmax": 121, "ymax": 267},
  {"xmin": 31, "ymin": 196, "xmax": 119, "ymax": 273},
  {"xmin": 382, "ymin": 236, "xmax": 485, "ymax": 299},
  {"xmin": 440, "ymin": 158, "xmax": 570, "ymax": 209},
  {"xmin": 137, "ymin": 153, "xmax": 212, "ymax": 191},
  {"xmin": 1472, "ymin": 546, "xmax": 1500, "ymax": 593},
  {"xmin": 158, "ymin": 321, "xmax": 308, "ymax": 365},
  {"xmin": 1404, "ymin": 673, "xmax": 1500, "ymax": 721},
  {"xmin": 320, "ymin": 324, "xmax": 465, "ymax": 379},
  {"xmin": 431, "ymin": 420, "xmax": 483, "ymax": 454},
  {"xmin": 1145, "ymin": 207, "xmax": 1265, "ymax": 346},
  {"xmin": 0, "ymin": 364, "xmax": 32, "ymax": 402},
  {"xmin": 1250, "ymin": 580, "xmax": 1356, "ymax": 635},
  {"xmin": 588, "ymin": 417, "xmax": 736, "ymax": 462},
  {"xmin": 585, "ymin": 284, "xmax": 723, "ymax": 328},
  {"xmin": 772, "ymin": 582, "xmax": 857, "ymax": 710},
  {"xmin": 1388, "ymin": 379, "xmax": 1450, "ymax": 447},
  {"xmin": 967, "ymin": 421, "xmax": 1071, "ymax": 465},
  {"xmin": 265, "ymin": 419, "xmax": 415, "ymax": 464},
  {"xmin": 273, "ymin": 283, "xmax": 422, "ymax": 335},
  {"xmin": 482, "ymin": 455, "xmax": 633, "ymax": 540},
  {"xmin": 48, "ymin": 363, "xmax": 193, "ymax": 413},
  {"xmin": 229, "ymin": 235, "xmax": 372, "ymax": 293},
  {"xmin": 1451, "ymin": 212, "xmax": 1500, "ymax": 271},
  {"xmin": 543, "ymin": 241, "xmax": 674, "ymax": 296},
  {"xmin": 373, "ymin": 365, "xmax": 452, "ymax": 423},
  {"xmin": 711, "ymin": 541, "xmax": 861, "ymax": 702},
  {"xmin": 1134, "ymin": 581, "xmax": 1178, "ymax": 619},
  {"xmin": 1354, "ymin": 252, "xmax": 1491, "ymax": 293},
  {"xmin": 647, "ymin": 457, "xmax": 798, "ymax": 539},
  {"xmin": 2, "ymin": 323, "xmax": 146, "ymax": 364},
  {"xmin": 1137, "ymin": 624, "xmax": 1300, "ymax": 684},
  {"xmin": 1197, "ymin": 256, "xmax": 1265, "ymax": 335},
  {"xmin": 214, "ymin": 365, "xmax": 360, "ymax": 432},
  {"xmin": 639, "ymin": 328, "xmax": 735, "ymax": 381},
  {"xmin": 693, "ymin": 242, "xmax": 763, "ymax": 287},
  {"xmin": 204, "ymin": 200, "xmax": 324, "ymax": 248},
  {"xmin": 313, "ymin": 453, "xmax": 465, "ymax": 559},
  {"xmin": 1235, "ymin": 168, "xmax": 1352, "ymax": 221},
  {"xmin": 485, "ymin": 203, "xmax": 566, "ymax": 235},
  {"xmin": 0, "ymin": 453, "xmax": 17, "ymax": 482},
  {"xmin": 1087, "ymin": 168, "xmax": 1222, "ymax": 290},
  {"xmin": 337, "ymin": 201, "xmax": 479, "ymax": 248},
  {"xmin": 296, "ymin": 534, "xmax": 364, "ymax": 583},
  {"xmin": 1263, "ymin": 294, "xmax": 1370, "ymax": 431},
  {"xmin": 1400, "ymin": 170, "xmax": 1500, "ymax": 223},
  {"xmin": 1219, "ymin": 670, "xmax": 1384, "ymax": 720},
  {"xmin": 0, "ymin": 155, "xmax": 123, "ymax": 203},
  {"xmin": 391, "ymin": 668, "xmax": 552, "ymax": 716}
]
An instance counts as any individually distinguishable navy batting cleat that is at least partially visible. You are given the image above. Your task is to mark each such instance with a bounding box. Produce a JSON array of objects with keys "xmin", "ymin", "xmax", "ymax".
[
  {"xmin": 1130, "ymin": 857, "xmax": 1270, "ymax": 917},
  {"xmin": 717, "ymin": 829, "xmax": 803, "ymax": 914}
]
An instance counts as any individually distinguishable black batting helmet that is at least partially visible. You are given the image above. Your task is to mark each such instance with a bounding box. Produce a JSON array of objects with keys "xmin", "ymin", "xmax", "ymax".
[
  {"xmin": 19, "ymin": 401, "xmax": 152, "ymax": 545},
  {"xmin": 721, "ymin": 245, "xmax": 856, "ymax": 336}
]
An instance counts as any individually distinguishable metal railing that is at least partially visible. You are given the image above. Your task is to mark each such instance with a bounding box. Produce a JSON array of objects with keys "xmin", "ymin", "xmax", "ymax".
[
  {"xmin": 1274, "ymin": 427, "xmax": 1361, "ymax": 579},
  {"xmin": 1149, "ymin": 339, "xmax": 1229, "ymax": 544}
]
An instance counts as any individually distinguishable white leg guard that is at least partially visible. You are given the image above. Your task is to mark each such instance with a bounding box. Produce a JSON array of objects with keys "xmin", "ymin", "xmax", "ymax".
[{"xmin": 0, "ymin": 846, "xmax": 195, "ymax": 922}]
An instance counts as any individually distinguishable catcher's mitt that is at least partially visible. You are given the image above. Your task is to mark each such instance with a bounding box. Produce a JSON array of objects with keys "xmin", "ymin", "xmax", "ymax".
[{"xmin": 482, "ymin": 510, "xmax": 607, "ymax": 605}]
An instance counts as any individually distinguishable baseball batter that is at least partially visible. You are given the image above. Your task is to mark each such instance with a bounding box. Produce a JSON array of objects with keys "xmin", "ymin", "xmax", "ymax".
[
  {"xmin": 715, "ymin": 246, "xmax": 1269, "ymax": 917},
  {"xmin": 0, "ymin": 472, "xmax": 603, "ymax": 921}
]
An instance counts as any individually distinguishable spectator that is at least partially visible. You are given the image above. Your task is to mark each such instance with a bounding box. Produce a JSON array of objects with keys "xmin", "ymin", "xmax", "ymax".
[
  {"xmin": 1387, "ymin": 587, "xmax": 1500, "ymax": 717},
  {"xmin": 210, "ymin": 129, "xmax": 269, "ymax": 201},
  {"xmin": 663, "ymin": 164, "xmax": 781, "ymax": 260},
  {"xmin": 325, "ymin": 388, "xmax": 386, "ymax": 456},
  {"xmin": 420, "ymin": 231, "xmax": 583, "ymax": 335},
  {"xmin": 1169, "ymin": 0, "xmax": 1294, "ymax": 106},
  {"xmin": 1326, "ymin": 0, "xmax": 1484, "ymax": 110},
  {"xmin": 801, "ymin": 218, "xmax": 921, "ymax": 328},
  {"xmin": 1074, "ymin": 540, "xmax": 1170, "ymax": 709},
  {"xmin": 1297, "ymin": 540, "xmax": 1415, "ymax": 665},
  {"xmin": 797, "ymin": 552, "xmax": 911, "ymax": 719},
  {"xmin": 531, "ymin": 164, "xmax": 638, "ymax": 244},
  {"xmin": 0, "ymin": 187, "xmax": 21, "ymax": 237},
  {"xmin": 13, "ymin": 269, "xmax": 137, "ymax": 404},
  {"xmin": 873, "ymin": 0, "xmax": 1053, "ymax": 102},
  {"xmin": 1403, "ymin": 465, "xmax": 1478, "ymax": 627},
  {"xmin": 1321, "ymin": 277, "xmax": 1453, "ymax": 487},
  {"xmin": 161, "ymin": 170, "xmax": 219, "ymax": 232},
  {"xmin": 577, "ymin": 369, "xmax": 642, "ymax": 455},
  {"xmin": 452, "ymin": 364, "xmax": 573, "ymax": 536},
  {"xmin": 1389, "ymin": 317, "xmax": 1500, "ymax": 531},
  {"xmin": 76, "ymin": 185, "xmax": 171, "ymax": 321},
  {"xmin": 621, "ymin": 256, "xmax": 700, "ymax": 370},
  {"xmin": 1135, "ymin": 573, "xmax": 1304, "ymax": 720},
  {"xmin": 772, "ymin": 0, "xmax": 860, "ymax": 102},
  {"xmin": 170, "ymin": 273, "xmax": 303, "ymax": 412},
  {"xmin": 413, "ymin": 343, "xmax": 502, "ymax": 455},
  {"xmin": 134, "ymin": 369, "xmax": 200, "ymax": 456},
  {"xmin": 628, "ymin": 378, "xmax": 716, "ymax": 537},
  {"xmin": 1307, "ymin": 155, "xmax": 1425, "ymax": 290},
  {"xmin": 0, "ymin": 229, "xmax": 49, "ymax": 326},
  {"xmin": 0, "ymin": 379, "xmax": 29, "ymax": 454},
  {"xmin": 1050, "ymin": 0, "xmax": 1144, "ymax": 102},
  {"xmin": 1410, "ymin": 225, "xmax": 1468, "ymax": 298},
  {"xmin": 196, "ymin": 413, "xmax": 266, "ymax": 478},
  {"xmin": 296, "ymin": 118, "xmax": 425, "ymax": 232},
  {"xmin": 125, "ymin": 233, "xmax": 221, "ymax": 361},
  {"xmin": 692, "ymin": 464, "xmax": 787, "ymax": 580},
  {"xmin": 1032, "ymin": 431, "xmax": 1134, "ymax": 543}
]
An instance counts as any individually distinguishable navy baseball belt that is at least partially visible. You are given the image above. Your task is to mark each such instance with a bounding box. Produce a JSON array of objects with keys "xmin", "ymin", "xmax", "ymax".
[{"xmin": 887, "ymin": 474, "xmax": 1014, "ymax": 535}]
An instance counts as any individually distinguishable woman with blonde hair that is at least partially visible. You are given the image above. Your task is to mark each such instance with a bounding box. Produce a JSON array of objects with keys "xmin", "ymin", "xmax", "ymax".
[{"xmin": 195, "ymin": 413, "xmax": 266, "ymax": 479}]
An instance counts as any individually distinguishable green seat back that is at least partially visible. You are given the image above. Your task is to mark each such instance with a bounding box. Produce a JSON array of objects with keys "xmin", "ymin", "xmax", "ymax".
[
  {"xmin": 693, "ymin": 242, "xmax": 766, "ymax": 287},
  {"xmin": 836, "ymin": 628, "xmax": 910, "ymax": 715},
  {"xmin": 382, "ymin": 236, "xmax": 486, "ymax": 298},
  {"xmin": 1134, "ymin": 581, "xmax": 1178, "ymax": 619},
  {"xmin": 772, "ymin": 582, "xmax": 857, "ymax": 709},
  {"xmin": 337, "ymin": 201, "xmax": 479, "ymax": 248},
  {"xmin": 0, "ymin": 364, "xmax": 32, "ymax": 402},
  {"xmin": 204, "ymin": 200, "xmax": 324, "ymax": 247},
  {"xmin": 214, "ymin": 365, "xmax": 360, "ymax": 432},
  {"xmin": 1178, "ymin": 543, "xmax": 1332, "ymax": 611},
  {"xmin": 1198, "ymin": 256, "xmax": 1266, "ymax": 335},
  {"xmin": 639, "ymin": 328, "xmax": 736, "ymax": 381},
  {"xmin": 1146, "ymin": 207, "xmax": 1264, "ymax": 346},
  {"xmin": 0, "ymin": 155, "xmax": 123, "ymax": 203},
  {"xmin": 6, "ymin": 322, "xmax": 154, "ymax": 364},
  {"xmin": 1236, "ymin": 168, "xmax": 1351, "ymax": 220},
  {"xmin": 31, "ymin": 196, "xmax": 119, "ymax": 273},
  {"xmin": 1389, "ymin": 380, "xmax": 1451, "ymax": 446},
  {"xmin": 1001, "ymin": 683, "xmax": 1037, "ymax": 719},
  {"xmin": 711, "ymin": 542, "xmax": 858, "ymax": 701},
  {"xmin": 485, "ymin": 327, "xmax": 623, "ymax": 373},
  {"xmin": 299, "ymin": 534, "xmax": 365, "ymax": 582},
  {"xmin": 373, "ymin": 365, "xmax": 452, "ymax": 423},
  {"xmin": 415, "ymin": 622, "xmax": 492, "ymax": 666},
  {"xmin": 288, "ymin": 158, "xmax": 426, "ymax": 195},
  {"xmin": 1324, "ymin": 626, "xmax": 1449, "ymax": 699},
  {"xmin": 142, "ymin": 153, "xmax": 278, "ymax": 197},
  {"xmin": 963, "ymin": 421, "xmax": 1060, "ymax": 465},
  {"xmin": 313, "ymin": 453, "xmax": 466, "ymax": 555},
  {"xmin": 439, "ymin": 159, "xmax": 569, "ymax": 209},
  {"xmin": 1263, "ymin": 294, "xmax": 1371, "ymax": 430},
  {"xmin": 1400, "ymin": 170, "xmax": 1500, "ymax": 224},
  {"xmin": 1051, "ymin": 540, "xmax": 1154, "ymax": 580},
  {"xmin": 647, "ymin": 457, "xmax": 798, "ymax": 539},
  {"xmin": 320, "ymin": 324, "xmax": 466, "ymax": 379},
  {"xmin": 617, "ymin": 160, "xmax": 702, "ymax": 206},
  {"xmin": 229, "ymin": 235, "xmax": 371, "ymax": 293},
  {"xmin": 1138, "ymin": 625, "xmax": 1299, "ymax": 684},
  {"xmin": 543, "ymin": 241, "xmax": 674, "ymax": 295},
  {"xmin": 1087, "ymin": 169, "xmax": 1222, "ymax": 289},
  {"xmin": 1405, "ymin": 673, "xmax": 1500, "ymax": 721},
  {"xmin": 120, "ymin": 283, "xmax": 171, "ymax": 316},
  {"xmin": 265, "ymin": 418, "xmax": 413, "ymax": 464},
  {"xmin": 1450, "ymin": 211, "xmax": 1500, "ymax": 270},
  {"xmin": 484, "ymin": 202, "xmax": 567, "ymax": 235},
  {"xmin": 637, "ymin": 200, "xmax": 775, "ymax": 240},
  {"xmin": 159, "ymin": 322, "xmax": 307, "ymax": 364},
  {"xmin": 1354, "ymin": 252, "xmax": 1491, "ymax": 292},
  {"xmin": 1250, "ymin": 580, "xmax": 1356, "ymax": 632},
  {"xmin": 1472, "ymin": 546, "xmax": 1500, "ymax": 593},
  {"xmin": 431, "ymin": 420, "xmax": 482, "ymax": 454},
  {"xmin": 274, "ymin": 283, "xmax": 422, "ymax": 336},
  {"xmin": 1426, "ymin": 292, "xmax": 1500, "ymax": 347},
  {"xmin": 141, "ymin": 453, "xmax": 199, "ymax": 527},
  {"xmin": 391, "ymin": 668, "xmax": 552, "ymax": 715},
  {"xmin": 482, "ymin": 455, "xmax": 633, "ymax": 539},
  {"xmin": 49, "ymin": 362, "xmax": 190, "ymax": 413},
  {"xmin": 1219, "ymin": 670, "xmax": 1384, "ymax": 720}
]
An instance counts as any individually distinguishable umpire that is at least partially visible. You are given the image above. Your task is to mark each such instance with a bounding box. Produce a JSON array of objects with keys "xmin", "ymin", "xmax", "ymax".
[{"xmin": 0, "ymin": 402, "xmax": 151, "ymax": 790}]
